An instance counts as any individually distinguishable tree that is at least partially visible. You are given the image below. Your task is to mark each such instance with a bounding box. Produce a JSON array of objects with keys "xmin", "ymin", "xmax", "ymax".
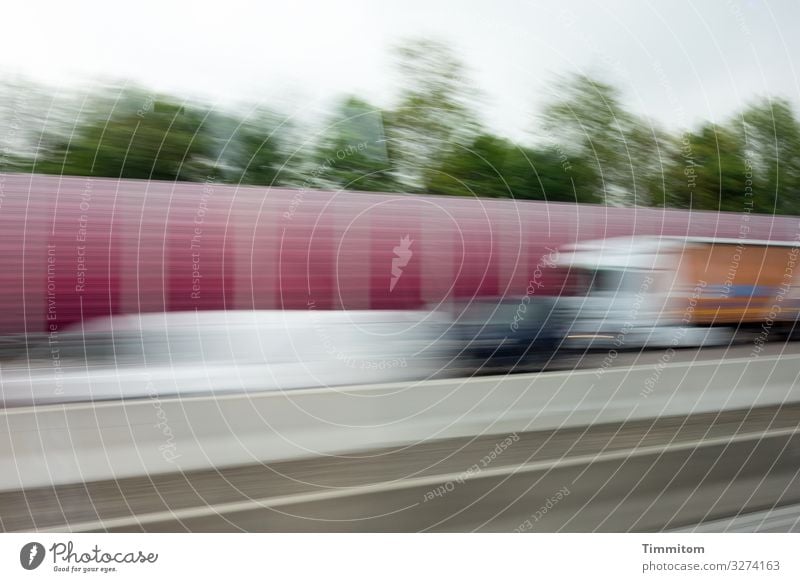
[
  {"xmin": 0, "ymin": 78, "xmax": 89, "ymax": 174},
  {"xmin": 35, "ymin": 90, "xmax": 216, "ymax": 182},
  {"xmin": 664, "ymin": 123, "xmax": 749, "ymax": 212},
  {"xmin": 625, "ymin": 123, "xmax": 672, "ymax": 207},
  {"xmin": 425, "ymin": 133, "xmax": 601, "ymax": 202},
  {"xmin": 310, "ymin": 97, "xmax": 398, "ymax": 192},
  {"xmin": 213, "ymin": 109, "xmax": 291, "ymax": 187},
  {"xmin": 740, "ymin": 98, "xmax": 800, "ymax": 215},
  {"xmin": 385, "ymin": 38, "xmax": 481, "ymax": 192},
  {"xmin": 425, "ymin": 134, "xmax": 511, "ymax": 197},
  {"xmin": 542, "ymin": 74, "xmax": 647, "ymax": 205},
  {"xmin": 507, "ymin": 148, "xmax": 601, "ymax": 203}
]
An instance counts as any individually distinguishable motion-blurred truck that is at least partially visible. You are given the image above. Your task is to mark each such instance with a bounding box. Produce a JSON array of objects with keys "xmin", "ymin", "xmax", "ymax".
[{"xmin": 557, "ymin": 236, "xmax": 800, "ymax": 350}]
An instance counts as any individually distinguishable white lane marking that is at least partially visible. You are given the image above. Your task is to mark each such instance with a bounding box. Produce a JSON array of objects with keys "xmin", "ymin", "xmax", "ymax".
[
  {"xmin": 673, "ymin": 503, "xmax": 800, "ymax": 533},
  {"xmin": 5, "ymin": 352, "xmax": 800, "ymax": 415},
  {"xmin": 32, "ymin": 425, "xmax": 800, "ymax": 532}
]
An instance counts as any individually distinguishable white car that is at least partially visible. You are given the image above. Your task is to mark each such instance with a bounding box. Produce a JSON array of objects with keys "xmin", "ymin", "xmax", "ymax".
[{"xmin": 0, "ymin": 310, "xmax": 451, "ymax": 407}]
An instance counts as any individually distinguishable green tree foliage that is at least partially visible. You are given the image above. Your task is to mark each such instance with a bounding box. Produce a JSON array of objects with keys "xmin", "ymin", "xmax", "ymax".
[
  {"xmin": 425, "ymin": 134, "xmax": 512, "ymax": 197},
  {"xmin": 0, "ymin": 78, "xmax": 72, "ymax": 173},
  {"xmin": 625, "ymin": 124, "xmax": 672, "ymax": 207},
  {"xmin": 510, "ymin": 149, "xmax": 602, "ymax": 203},
  {"xmin": 34, "ymin": 90, "xmax": 216, "ymax": 181},
  {"xmin": 664, "ymin": 124, "xmax": 750, "ymax": 212},
  {"xmin": 311, "ymin": 97, "xmax": 398, "ymax": 192},
  {"xmin": 542, "ymin": 74, "xmax": 653, "ymax": 206},
  {"xmin": 740, "ymin": 98, "xmax": 800, "ymax": 215},
  {"xmin": 213, "ymin": 109, "xmax": 291, "ymax": 187},
  {"xmin": 425, "ymin": 134, "xmax": 600, "ymax": 202},
  {"xmin": 385, "ymin": 39, "xmax": 481, "ymax": 191}
]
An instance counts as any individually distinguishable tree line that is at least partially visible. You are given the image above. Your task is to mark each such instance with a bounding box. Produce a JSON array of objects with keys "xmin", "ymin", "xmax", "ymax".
[{"xmin": 2, "ymin": 39, "xmax": 799, "ymax": 215}]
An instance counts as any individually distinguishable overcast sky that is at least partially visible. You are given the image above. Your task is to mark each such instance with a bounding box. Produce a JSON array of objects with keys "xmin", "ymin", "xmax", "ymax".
[{"xmin": 2, "ymin": 0, "xmax": 799, "ymax": 142}]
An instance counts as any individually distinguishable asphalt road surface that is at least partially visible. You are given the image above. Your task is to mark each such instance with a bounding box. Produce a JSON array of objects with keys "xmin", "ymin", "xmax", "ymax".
[{"xmin": 3, "ymin": 402, "xmax": 799, "ymax": 532}]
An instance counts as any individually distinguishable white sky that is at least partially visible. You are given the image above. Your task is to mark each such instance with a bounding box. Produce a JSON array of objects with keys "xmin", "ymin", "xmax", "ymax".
[{"xmin": 2, "ymin": 0, "xmax": 799, "ymax": 142}]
